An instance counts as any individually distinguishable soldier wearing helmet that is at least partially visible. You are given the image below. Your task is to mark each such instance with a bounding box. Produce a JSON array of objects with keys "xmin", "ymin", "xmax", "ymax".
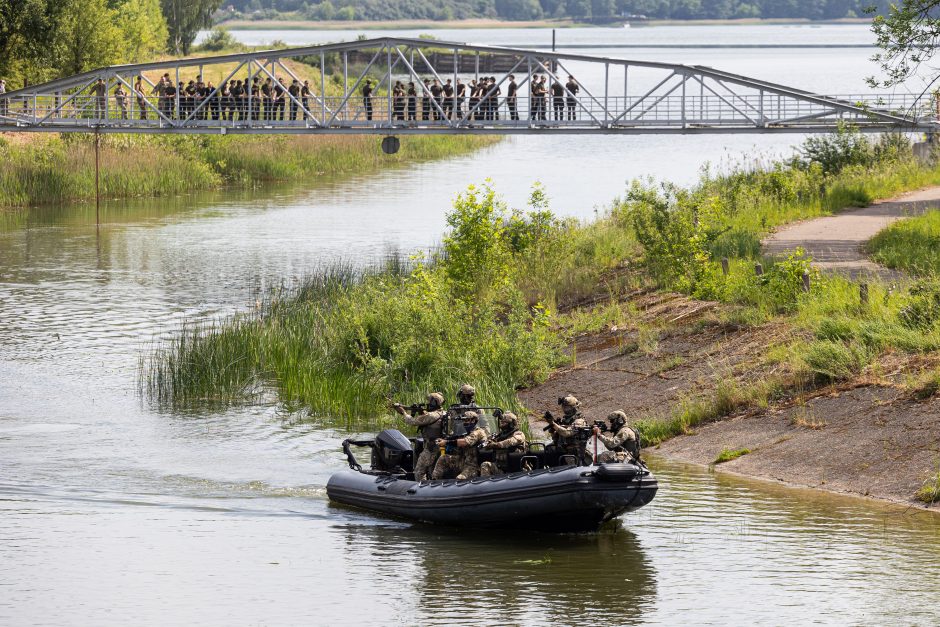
[
  {"xmin": 447, "ymin": 383, "xmax": 479, "ymax": 430},
  {"xmin": 594, "ymin": 410, "xmax": 639, "ymax": 464},
  {"xmin": 544, "ymin": 394, "xmax": 589, "ymax": 465},
  {"xmin": 480, "ymin": 411, "xmax": 527, "ymax": 476},
  {"xmin": 394, "ymin": 392, "xmax": 446, "ymax": 480},
  {"xmin": 432, "ymin": 410, "xmax": 487, "ymax": 480}
]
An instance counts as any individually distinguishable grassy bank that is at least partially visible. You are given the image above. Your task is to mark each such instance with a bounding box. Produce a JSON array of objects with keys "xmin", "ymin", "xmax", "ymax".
[
  {"xmin": 0, "ymin": 133, "xmax": 499, "ymax": 207},
  {"xmin": 867, "ymin": 210, "xmax": 940, "ymax": 276},
  {"xmin": 145, "ymin": 128, "xmax": 940, "ymax": 438}
]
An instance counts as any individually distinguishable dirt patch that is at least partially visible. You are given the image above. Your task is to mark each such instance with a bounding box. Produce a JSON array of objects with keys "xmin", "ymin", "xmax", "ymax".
[{"xmin": 521, "ymin": 293, "xmax": 940, "ymax": 508}]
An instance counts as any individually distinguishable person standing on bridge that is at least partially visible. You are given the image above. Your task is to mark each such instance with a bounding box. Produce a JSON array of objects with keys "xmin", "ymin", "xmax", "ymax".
[
  {"xmin": 300, "ymin": 80, "xmax": 311, "ymax": 120},
  {"xmin": 421, "ymin": 78, "xmax": 431, "ymax": 121},
  {"xmin": 407, "ymin": 82, "xmax": 417, "ymax": 122},
  {"xmin": 113, "ymin": 84, "xmax": 128, "ymax": 120},
  {"xmin": 362, "ymin": 79, "xmax": 373, "ymax": 121},
  {"xmin": 565, "ymin": 75, "xmax": 579, "ymax": 121},
  {"xmin": 443, "ymin": 78, "xmax": 454, "ymax": 120},
  {"xmin": 506, "ymin": 74, "xmax": 518, "ymax": 121},
  {"xmin": 134, "ymin": 76, "xmax": 147, "ymax": 120},
  {"xmin": 551, "ymin": 79, "xmax": 564, "ymax": 121},
  {"xmin": 455, "ymin": 78, "xmax": 465, "ymax": 119},
  {"xmin": 430, "ymin": 79, "xmax": 443, "ymax": 121},
  {"xmin": 91, "ymin": 78, "xmax": 107, "ymax": 119},
  {"xmin": 0, "ymin": 79, "xmax": 6, "ymax": 118}
]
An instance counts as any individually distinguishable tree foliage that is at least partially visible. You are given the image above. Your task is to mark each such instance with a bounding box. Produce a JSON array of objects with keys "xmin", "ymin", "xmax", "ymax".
[
  {"xmin": 868, "ymin": 0, "xmax": 940, "ymax": 88},
  {"xmin": 161, "ymin": 0, "xmax": 222, "ymax": 55}
]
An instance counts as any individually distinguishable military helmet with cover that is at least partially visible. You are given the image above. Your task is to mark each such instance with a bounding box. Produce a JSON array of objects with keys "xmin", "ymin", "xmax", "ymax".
[
  {"xmin": 499, "ymin": 411, "xmax": 518, "ymax": 431},
  {"xmin": 426, "ymin": 392, "xmax": 444, "ymax": 410},
  {"xmin": 457, "ymin": 384, "xmax": 476, "ymax": 403},
  {"xmin": 559, "ymin": 394, "xmax": 580, "ymax": 408},
  {"xmin": 607, "ymin": 410, "xmax": 628, "ymax": 429},
  {"xmin": 462, "ymin": 410, "xmax": 479, "ymax": 425}
]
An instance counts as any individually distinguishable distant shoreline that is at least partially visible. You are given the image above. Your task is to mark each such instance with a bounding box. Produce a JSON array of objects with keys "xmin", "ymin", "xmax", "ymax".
[{"xmin": 217, "ymin": 17, "xmax": 873, "ymax": 31}]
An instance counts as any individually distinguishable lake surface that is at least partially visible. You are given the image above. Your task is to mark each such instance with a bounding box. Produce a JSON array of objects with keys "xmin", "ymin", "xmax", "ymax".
[{"xmin": 2, "ymin": 24, "xmax": 939, "ymax": 625}]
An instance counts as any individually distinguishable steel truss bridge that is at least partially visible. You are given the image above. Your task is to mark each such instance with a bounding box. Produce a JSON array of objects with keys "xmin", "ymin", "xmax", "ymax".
[{"xmin": 0, "ymin": 37, "xmax": 934, "ymax": 136}]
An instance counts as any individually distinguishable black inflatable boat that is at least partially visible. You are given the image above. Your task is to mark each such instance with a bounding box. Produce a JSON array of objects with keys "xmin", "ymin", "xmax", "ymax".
[{"xmin": 327, "ymin": 429, "xmax": 658, "ymax": 532}]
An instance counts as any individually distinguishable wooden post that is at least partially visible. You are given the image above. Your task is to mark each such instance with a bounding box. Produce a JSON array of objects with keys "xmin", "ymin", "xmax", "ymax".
[
  {"xmin": 754, "ymin": 262, "xmax": 764, "ymax": 276},
  {"xmin": 94, "ymin": 127, "xmax": 100, "ymax": 228},
  {"xmin": 721, "ymin": 257, "xmax": 729, "ymax": 276},
  {"xmin": 860, "ymin": 282, "xmax": 869, "ymax": 306},
  {"xmin": 801, "ymin": 270, "xmax": 811, "ymax": 292}
]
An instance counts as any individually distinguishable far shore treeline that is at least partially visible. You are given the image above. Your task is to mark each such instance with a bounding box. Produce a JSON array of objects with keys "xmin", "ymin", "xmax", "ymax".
[{"xmin": 219, "ymin": 0, "xmax": 897, "ymax": 24}]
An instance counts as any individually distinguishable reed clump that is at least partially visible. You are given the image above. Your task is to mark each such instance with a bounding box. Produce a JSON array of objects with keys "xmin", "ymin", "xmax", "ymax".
[{"xmin": 144, "ymin": 183, "xmax": 565, "ymax": 425}]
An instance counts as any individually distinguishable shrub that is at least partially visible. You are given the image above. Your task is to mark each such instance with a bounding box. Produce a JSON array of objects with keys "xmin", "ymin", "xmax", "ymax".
[{"xmin": 802, "ymin": 340, "xmax": 872, "ymax": 382}]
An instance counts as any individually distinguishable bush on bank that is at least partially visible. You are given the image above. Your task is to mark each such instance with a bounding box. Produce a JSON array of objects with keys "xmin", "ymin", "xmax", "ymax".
[{"xmin": 145, "ymin": 182, "xmax": 566, "ymax": 425}]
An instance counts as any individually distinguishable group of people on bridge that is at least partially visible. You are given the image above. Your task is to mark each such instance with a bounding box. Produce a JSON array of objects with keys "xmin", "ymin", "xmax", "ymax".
[
  {"xmin": 0, "ymin": 69, "xmax": 583, "ymax": 126},
  {"xmin": 393, "ymin": 385, "xmax": 638, "ymax": 482},
  {"xmin": 363, "ymin": 73, "xmax": 582, "ymax": 124}
]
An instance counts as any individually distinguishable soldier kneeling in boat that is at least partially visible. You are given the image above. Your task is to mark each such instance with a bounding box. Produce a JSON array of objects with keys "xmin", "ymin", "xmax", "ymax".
[
  {"xmin": 480, "ymin": 411, "xmax": 527, "ymax": 476},
  {"xmin": 432, "ymin": 411, "xmax": 487, "ymax": 480},
  {"xmin": 545, "ymin": 394, "xmax": 590, "ymax": 465},
  {"xmin": 594, "ymin": 410, "xmax": 640, "ymax": 464},
  {"xmin": 394, "ymin": 392, "xmax": 446, "ymax": 481}
]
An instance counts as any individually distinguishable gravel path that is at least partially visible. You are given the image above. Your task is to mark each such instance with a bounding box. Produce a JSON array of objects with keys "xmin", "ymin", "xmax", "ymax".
[{"xmin": 762, "ymin": 186, "xmax": 940, "ymax": 279}]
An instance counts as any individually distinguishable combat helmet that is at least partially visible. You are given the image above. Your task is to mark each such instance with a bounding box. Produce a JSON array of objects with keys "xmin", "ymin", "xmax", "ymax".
[
  {"xmin": 457, "ymin": 384, "xmax": 476, "ymax": 404},
  {"xmin": 607, "ymin": 410, "xmax": 628, "ymax": 429},
  {"xmin": 426, "ymin": 392, "xmax": 444, "ymax": 410},
  {"xmin": 499, "ymin": 411, "xmax": 518, "ymax": 431},
  {"xmin": 559, "ymin": 394, "xmax": 580, "ymax": 408}
]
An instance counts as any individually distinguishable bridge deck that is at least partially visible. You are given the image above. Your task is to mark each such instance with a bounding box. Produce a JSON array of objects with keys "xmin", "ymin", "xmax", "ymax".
[{"xmin": 0, "ymin": 38, "xmax": 934, "ymax": 135}]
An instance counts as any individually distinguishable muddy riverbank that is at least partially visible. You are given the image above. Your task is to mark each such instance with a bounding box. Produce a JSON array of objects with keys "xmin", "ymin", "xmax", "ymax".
[{"xmin": 521, "ymin": 292, "xmax": 940, "ymax": 509}]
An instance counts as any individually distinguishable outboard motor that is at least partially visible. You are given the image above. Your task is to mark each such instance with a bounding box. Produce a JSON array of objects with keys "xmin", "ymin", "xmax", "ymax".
[{"xmin": 370, "ymin": 429, "xmax": 414, "ymax": 473}]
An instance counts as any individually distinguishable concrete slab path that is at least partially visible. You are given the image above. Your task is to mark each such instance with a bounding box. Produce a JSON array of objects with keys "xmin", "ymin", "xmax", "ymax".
[{"xmin": 762, "ymin": 186, "xmax": 940, "ymax": 279}]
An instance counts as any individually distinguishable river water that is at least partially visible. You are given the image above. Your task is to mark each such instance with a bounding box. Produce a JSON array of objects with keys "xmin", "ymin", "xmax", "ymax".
[{"xmin": 2, "ymin": 25, "xmax": 939, "ymax": 625}]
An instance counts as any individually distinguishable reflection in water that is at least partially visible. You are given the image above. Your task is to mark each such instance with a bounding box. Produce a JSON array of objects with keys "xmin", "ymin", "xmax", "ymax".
[{"xmin": 338, "ymin": 522, "xmax": 656, "ymax": 625}]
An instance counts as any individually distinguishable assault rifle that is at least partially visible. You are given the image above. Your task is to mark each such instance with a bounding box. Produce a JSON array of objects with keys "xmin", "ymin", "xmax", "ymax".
[{"xmin": 392, "ymin": 401, "xmax": 428, "ymax": 417}]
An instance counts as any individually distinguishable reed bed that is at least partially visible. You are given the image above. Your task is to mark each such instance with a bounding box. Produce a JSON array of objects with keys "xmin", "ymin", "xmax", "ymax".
[{"xmin": 0, "ymin": 133, "xmax": 500, "ymax": 207}]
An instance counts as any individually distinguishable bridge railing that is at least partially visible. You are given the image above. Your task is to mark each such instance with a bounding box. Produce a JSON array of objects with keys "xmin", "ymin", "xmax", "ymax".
[{"xmin": 0, "ymin": 92, "xmax": 931, "ymax": 130}]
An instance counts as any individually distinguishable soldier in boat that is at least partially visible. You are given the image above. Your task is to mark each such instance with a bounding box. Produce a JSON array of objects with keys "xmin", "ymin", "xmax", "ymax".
[
  {"xmin": 393, "ymin": 392, "xmax": 446, "ymax": 481},
  {"xmin": 594, "ymin": 410, "xmax": 640, "ymax": 464},
  {"xmin": 432, "ymin": 411, "xmax": 487, "ymax": 480},
  {"xmin": 480, "ymin": 411, "xmax": 527, "ymax": 476},
  {"xmin": 544, "ymin": 394, "xmax": 590, "ymax": 465}
]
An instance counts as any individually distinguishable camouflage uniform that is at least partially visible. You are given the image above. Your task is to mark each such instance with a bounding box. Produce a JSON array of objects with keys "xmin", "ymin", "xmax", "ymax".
[
  {"xmin": 432, "ymin": 425, "xmax": 487, "ymax": 480},
  {"xmin": 597, "ymin": 426, "xmax": 638, "ymax": 463},
  {"xmin": 480, "ymin": 424, "xmax": 527, "ymax": 477},
  {"xmin": 552, "ymin": 415, "xmax": 588, "ymax": 460},
  {"xmin": 403, "ymin": 409, "xmax": 444, "ymax": 481}
]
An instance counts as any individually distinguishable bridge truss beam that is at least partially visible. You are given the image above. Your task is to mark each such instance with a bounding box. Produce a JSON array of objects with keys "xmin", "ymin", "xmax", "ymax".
[{"xmin": 0, "ymin": 37, "xmax": 934, "ymax": 135}]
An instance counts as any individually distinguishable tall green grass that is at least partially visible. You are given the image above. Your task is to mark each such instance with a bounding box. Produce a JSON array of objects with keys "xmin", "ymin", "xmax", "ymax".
[
  {"xmin": 0, "ymin": 133, "xmax": 500, "ymax": 207},
  {"xmin": 868, "ymin": 209, "xmax": 940, "ymax": 276}
]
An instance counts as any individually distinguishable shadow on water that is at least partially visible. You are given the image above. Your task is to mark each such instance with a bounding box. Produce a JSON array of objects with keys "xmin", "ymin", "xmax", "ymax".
[{"xmin": 335, "ymin": 521, "xmax": 657, "ymax": 624}]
